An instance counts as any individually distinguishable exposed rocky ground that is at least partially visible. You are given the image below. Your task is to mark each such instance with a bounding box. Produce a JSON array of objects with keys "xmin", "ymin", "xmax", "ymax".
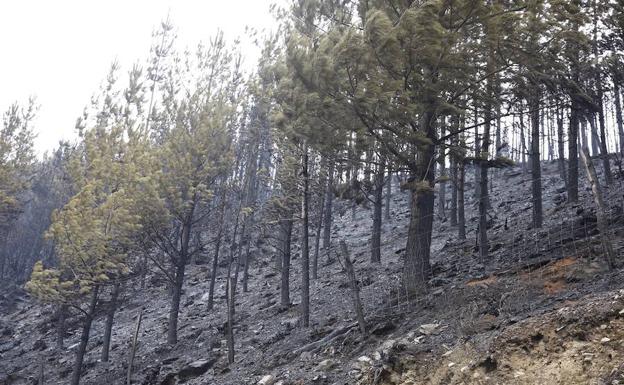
[{"xmin": 2, "ymin": 159, "xmax": 624, "ymax": 385}]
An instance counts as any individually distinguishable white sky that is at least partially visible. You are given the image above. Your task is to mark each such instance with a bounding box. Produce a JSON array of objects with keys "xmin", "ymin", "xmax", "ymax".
[{"xmin": 0, "ymin": 0, "xmax": 282, "ymax": 155}]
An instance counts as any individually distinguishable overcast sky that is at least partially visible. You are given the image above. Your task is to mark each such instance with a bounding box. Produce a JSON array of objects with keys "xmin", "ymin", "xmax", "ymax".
[{"xmin": 0, "ymin": 0, "xmax": 281, "ymax": 155}]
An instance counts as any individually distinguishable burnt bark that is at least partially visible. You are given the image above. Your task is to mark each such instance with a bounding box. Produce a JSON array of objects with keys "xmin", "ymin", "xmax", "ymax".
[
  {"xmin": 301, "ymin": 148, "xmax": 310, "ymax": 327},
  {"xmin": 101, "ymin": 283, "xmax": 120, "ymax": 362},
  {"xmin": 70, "ymin": 286, "xmax": 99, "ymax": 385},
  {"xmin": 530, "ymin": 91, "xmax": 543, "ymax": 228},
  {"xmin": 371, "ymin": 160, "xmax": 385, "ymax": 264},
  {"xmin": 322, "ymin": 160, "xmax": 335, "ymax": 260}
]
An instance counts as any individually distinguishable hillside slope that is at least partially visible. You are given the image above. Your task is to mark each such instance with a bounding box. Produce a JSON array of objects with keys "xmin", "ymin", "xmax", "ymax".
[{"xmin": 2, "ymin": 159, "xmax": 624, "ymax": 385}]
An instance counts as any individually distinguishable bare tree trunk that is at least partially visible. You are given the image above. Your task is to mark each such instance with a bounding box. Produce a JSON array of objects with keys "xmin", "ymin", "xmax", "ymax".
[
  {"xmin": 339, "ymin": 240, "xmax": 367, "ymax": 335},
  {"xmin": 226, "ymin": 276, "xmax": 235, "ymax": 364},
  {"xmin": 557, "ymin": 107, "xmax": 568, "ymax": 188},
  {"xmin": 167, "ymin": 212, "xmax": 193, "ymax": 345},
  {"xmin": 281, "ymin": 218, "xmax": 292, "ymax": 308},
  {"xmin": 403, "ymin": 110, "xmax": 436, "ymax": 292},
  {"xmin": 322, "ymin": 160, "xmax": 335, "ymax": 261},
  {"xmin": 597, "ymin": 107, "xmax": 613, "ymax": 185},
  {"xmin": 371, "ymin": 160, "xmax": 385, "ymax": 263},
  {"xmin": 126, "ymin": 308, "xmax": 143, "ymax": 385},
  {"xmin": 312, "ymin": 161, "xmax": 327, "ymax": 280},
  {"xmin": 520, "ymin": 107, "xmax": 527, "ymax": 172},
  {"xmin": 438, "ymin": 125, "xmax": 447, "ymax": 219},
  {"xmin": 56, "ymin": 304, "xmax": 67, "ymax": 350},
  {"xmin": 568, "ymin": 103, "xmax": 580, "ymax": 203},
  {"xmin": 207, "ymin": 233, "xmax": 221, "ymax": 311},
  {"xmin": 301, "ymin": 148, "xmax": 310, "ymax": 328},
  {"xmin": 101, "ymin": 283, "xmax": 121, "ymax": 362},
  {"xmin": 458, "ymin": 160, "xmax": 466, "ymax": 240},
  {"xmin": 530, "ymin": 92, "xmax": 543, "ymax": 228},
  {"xmin": 70, "ymin": 286, "xmax": 99, "ymax": 385},
  {"xmin": 614, "ymin": 79, "xmax": 624, "ymax": 155},
  {"xmin": 385, "ymin": 166, "xmax": 392, "ymax": 221},
  {"xmin": 580, "ymin": 147, "xmax": 615, "ymax": 270},
  {"xmin": 167, "ymin": 260, "xmax": 186, "ymax": 345},
  {"xmin": 450, "ymin": 155, "xmax": 458, "ymax": 227},
  {"xmin": 589, "ymin": 114, "xmax": 600, "ymax": 157}
]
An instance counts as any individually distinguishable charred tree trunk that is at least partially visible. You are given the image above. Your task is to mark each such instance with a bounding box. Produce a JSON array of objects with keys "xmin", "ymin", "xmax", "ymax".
[
  {"xmin": 207, "ymin": 233, "xmax": 221, "ymax": 311},
  {"xmin": 580, "ymin": 146, "xmax": 615, "ymax": 270},
  {"xmin": 403, "ymin": 110, "xmax": 436, "ymax": 292},
  {"xmin": 568, "ymin": 102, "xmax": 580, "ymax": 203},
  {"xmin": 312, "ymin": 191, "xmax": 325, "ymax": 280},
  {"xmin": 557, "ymin": 107, "xmax": 568, "ymax": 187},
  {"xmin": 226, "ymin": 276, "xmax": 235, "ymax": 364},
  {"xmin": 530, "ymin": 92, "xmax": 543, "ymax": 228},
  {"xmin": 371, "ymin": 160, "xmax": 385, "ymax": 264},
  {"xmin": 614, "ymin": 79, "xmax": 624, "ymax": 155},
  {"xmin": 339, "ymin": 240, "xmax": 367, "ymax": 335},
  {"xmin": 56, "ymin": 304, "xmax": 67, "ymax": 350},
  {"xmin": 589, "ymin": 114, "xmax": 600, "ymax": 157},
  {"xmin": 458, "ymin": 159, "xmax": 466, "ymax": 240},
  {"xmin": 301, "ymin": 148, "xmax": 310, "ymax": 327},
  {"xmin": 70, "ymin": 286, "xmax": 99, "ymax": 385},
  {"xmin": 101, "ymin": 283, "xmax": 120, "ymax": 362},
  {"xmin": 478, "ymin": 126, "xmax": 490, "ymax": 260},
  {"xmin": 322, "ymin": 160, "xmax": 335, "ymax": 261},
  {"xmin": 438, "ymin": 125, "xmax": 447, "ymax": 219},
  {"xmin": 450, "ymin": 155, "xmax": 458, "ymax": 227},
  {"xmin": 385, "ymin": 166, "xmax": 392, "ymax": 221},
  {"xmin": 281, "ymin": 217, "xmax": 293, "ymax": 308}
]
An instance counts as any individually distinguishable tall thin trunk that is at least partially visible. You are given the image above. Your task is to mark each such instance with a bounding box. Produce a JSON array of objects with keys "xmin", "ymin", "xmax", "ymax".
[
  {"xmin": 530, "ymin": 91, "xmax": 543, "ymax": 228},
  {"xmin": 580, "ymin": 146, "xmax": 615, "ymax": 269},
  {"xmin": 101, "ymin": 283, "xmax": 120, "ymax": 362},
  {"xmin": 597, "ymin": 105, "xmax": 613, "ymax": 185},
  {"xmin": 557, "ymin": 107, "xmax": 568, "ymax": 187},
  {"xmin": 478, "ymin": 113, "xmax": 490, "ymax": 260},
  {"xmin": 70, "ymin": 286, "xmax": 99, "ymax": 385},
  {"xmin": 312, "ymin": 192, "xmax": 325, "ymax": 280},
  {"xmin": 301, "ymin": 148, "xmax": 310, "ymax": 327},
  {"xmin": 280, "ymin": 218, "xmax": 292, "ymax": 308},
  {"xmin": 207, "ymin": 232, "xmax": 221, "ymax": 311},
  {"xmin": 613, "ymin": 79, "xmax": 624, "ymax": 155},
  {"xmin": 56, "ymin": 304, "xmax": 67, "ymax": 350},
  {"xmin": 568, "ymin": 102, "xmax": 580, "ymax": 203},
  {"xmin": 589, "ymin": 114, "xmax": 600, "ymax": 157},
  {"xmin": 458, "ymin": 160, "xmax": 466, "ymax": 240},
  {"xmin": 438, "ymin": 125, "xmax": 447, "ymax": 219},
  {"xmin": 167, "ymin": 213, "xmax": 192, "ymax": 345},
  {"xmin": 226, "ymin": 276, "xmax": 235, "ymax": 364},
  {"xmin": 384, "ymin": 166, "xmax": 392, "ymax": 221},
  {"xmin": 322, "ymin": 160, "xmax": 335, "ymax": 260},
  {"xmin": 520, "ymin": 106, "xmax": 527, "ymax": 171},
  {"xmin": 371, "ymin": 160, "xmax": 385, "ymax": 263},
  {"xmin": 450, "ymin": 155, "xmax": 458, "ymax": 227}
]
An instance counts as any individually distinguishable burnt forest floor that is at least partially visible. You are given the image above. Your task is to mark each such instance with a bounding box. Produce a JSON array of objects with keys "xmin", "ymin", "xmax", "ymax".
[{"xmin": 2, "ymin": 158, "xmax": 624, "ymax": 385}]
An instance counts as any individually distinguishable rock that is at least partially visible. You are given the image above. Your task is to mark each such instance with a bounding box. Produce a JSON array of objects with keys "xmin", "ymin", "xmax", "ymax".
[
  {"xmin": 419, "ymin": 323, "xmax": 440, "ymax": 335},
  {"xmin": 258, "ymin": 374, "xmax": 276, "ymax": 385},
  {"xmin": 178, "ymin": 358, "xmax": 217, "ymax": 379},
  {"xmin": 317, "ymin": 359, "xmax": 336, "ymax": 371},
  {"xmin": 32, "ymin": 339, "xmax": 47, "ymax": 351},
  {"xmin": 371, "ymin": 321, "xmax": 396, "ymax": 336},
  {"xmin": 600, "ymin": 337, "xmax": 611, "ymax": 343}
]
